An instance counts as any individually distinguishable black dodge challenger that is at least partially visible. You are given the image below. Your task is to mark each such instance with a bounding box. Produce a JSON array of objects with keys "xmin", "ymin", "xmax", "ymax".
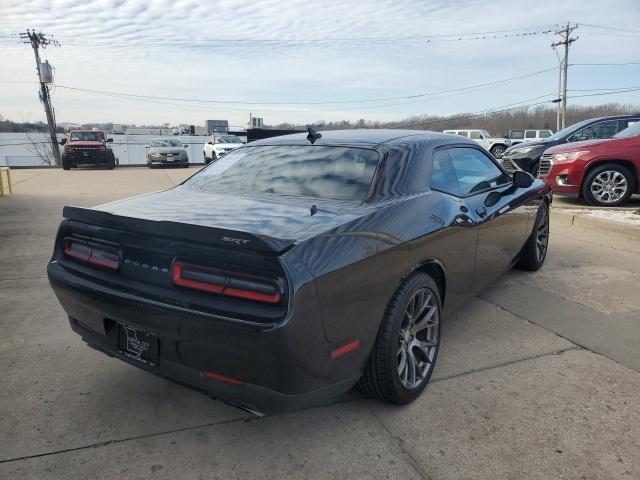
[{"xmin": 47, "ymin": 129, "xmax": 551, "ymax": 415}]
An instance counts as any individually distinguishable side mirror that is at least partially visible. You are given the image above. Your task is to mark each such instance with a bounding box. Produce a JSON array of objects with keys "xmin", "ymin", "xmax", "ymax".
[
  {"xmin": 207, "ymin": 141, "xmax": 213, "ymax": 145},
  {"xmin": 182, "ymin": 144, "xmax": 188, "ymax": 147},
  {"xmin": 60, "ymin": 138, "xmax": 67, "ymax": 145},
  {"xmin": 106, "ymin": 138, "xmax": 113, "ymax": 142},
  {"xmin": 513, "ymin": 170, "xmax": 535, "ymax": 188},
  {"xmin": 145, "ymin": 146, "xmax": 150, "ymax": 149}
]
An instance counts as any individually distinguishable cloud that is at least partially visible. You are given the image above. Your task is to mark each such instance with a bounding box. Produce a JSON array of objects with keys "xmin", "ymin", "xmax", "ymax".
[{"xmin": 0, "ymin": 0, "xmax": 639, "ymax": 126}]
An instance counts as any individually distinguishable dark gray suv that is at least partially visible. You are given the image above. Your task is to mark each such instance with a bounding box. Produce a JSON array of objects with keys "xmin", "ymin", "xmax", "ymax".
[{"xmin": 501, "ymin": 115, "xmax": 640, "ymax": 176}]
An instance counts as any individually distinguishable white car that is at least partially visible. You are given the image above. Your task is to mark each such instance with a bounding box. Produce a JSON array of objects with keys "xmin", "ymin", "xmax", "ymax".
[
  {"xmin": 507, "ymin": 129, "xmax": 553, "ymax": 146},
  {"xmin": 442, "ymin": 129, "xmax": 511, "ymax": 159},
  {"xmin": 203, "ymin": 134, "xmax": 244, "ymax": 164}
]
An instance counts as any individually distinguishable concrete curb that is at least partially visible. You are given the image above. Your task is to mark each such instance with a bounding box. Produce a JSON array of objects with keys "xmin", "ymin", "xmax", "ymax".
[{"xmin": 551, "ymin": 210, "xmax": 640, "ymax": 240}]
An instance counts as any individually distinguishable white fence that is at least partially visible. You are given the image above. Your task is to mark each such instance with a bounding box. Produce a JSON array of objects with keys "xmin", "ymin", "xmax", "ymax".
[{"xmin": 0, "ymin": 132, "xmax": 208, "ymax": 167}]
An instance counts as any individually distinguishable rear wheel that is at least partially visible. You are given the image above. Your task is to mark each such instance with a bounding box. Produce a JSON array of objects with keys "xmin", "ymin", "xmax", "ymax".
[
  {"xmin": 582, "ymin": 164, "xmax": 634, "ymax": 207},
  {"xmin": 491, "ymin": 145, "xmax": 506, "ymax": 159},
  {"xmin": 359, "ymin": 272, "xmax": 441, "ymax": 404},
  {"xmin": 516, "ymin": 201, "xmax": 549, "ymax": 271}
]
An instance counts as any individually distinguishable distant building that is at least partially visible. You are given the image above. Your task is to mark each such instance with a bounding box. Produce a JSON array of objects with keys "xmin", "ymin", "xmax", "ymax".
[
  {"xmin": 205, "ymin": 120, "xmax": 229, "ymax": 135},
  {"xmin": 124, "ymin": 127, "xmax": 173, "ymax": 135},
  {"xmin": 248, "ymin": 114, "xmax": 264, "ymax": 129}
]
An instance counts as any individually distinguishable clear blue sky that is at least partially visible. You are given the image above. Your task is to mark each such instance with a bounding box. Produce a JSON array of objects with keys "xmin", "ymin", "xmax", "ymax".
[{"xmin": 1, "ymin": 0, "xmax": 639, "ymax": 128}]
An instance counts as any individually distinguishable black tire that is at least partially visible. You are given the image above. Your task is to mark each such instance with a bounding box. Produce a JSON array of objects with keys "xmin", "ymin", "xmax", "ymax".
[
  {"xmin": 516, "ymin": 201, "xmax": 549, "ymax": 271},
  {"xmin": 359, "ymin": 272, "xmax": 442, "ymax": 405},
  {"xmin": 491, "ymin": 145, "xmax": 506, "ymax": 159},
  {"xmin": 582, "ymin": 164, "xmax": 634, "ymax": 207},
  {"xmin": 62, "ymin": 157, "xmax": 71, "ymax": 170}
]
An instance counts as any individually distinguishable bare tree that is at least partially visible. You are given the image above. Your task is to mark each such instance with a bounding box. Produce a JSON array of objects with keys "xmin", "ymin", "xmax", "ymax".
[{"xmin": 24, "ymin": 129, "xmax": 56, "ymax": 166}]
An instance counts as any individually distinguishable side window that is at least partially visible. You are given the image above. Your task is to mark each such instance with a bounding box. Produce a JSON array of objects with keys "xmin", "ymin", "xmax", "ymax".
[
  {"xmin": 595, "ymin": 121, "xmax": 618, "ymax": 138},
  {"xmin": 447, "ymin": 147, "xmax": 510, "ymax": 195},
  {"xmin": 457, "ymin": 131, "xmax": 469, "ymax": 138},
  {"xmin": 469, "ymin": 131, "xmax": 482, "ymax": 140},
  {"xmin": 525, "ymin": 130, "xmax": 536, "ymax": 139},
  {"xmin": 430, "ymin": 150, "xmax": 461, "ymax": 196},
  {"xmin": 571, "ymin": 124, "xmax": 597, "ymax": 141},
  {"xmin": 616, "ymin": 120, "xmax": 640, "ymax": 133},
  {"xmin": 539, "ymin": 130, "xmax": 551, "ymax": 138}
]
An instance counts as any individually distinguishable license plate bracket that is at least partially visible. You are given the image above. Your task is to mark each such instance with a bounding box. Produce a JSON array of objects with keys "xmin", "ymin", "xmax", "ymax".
[{"xmin": 118, "ymin": 324, "xmax": 159, "ymax": 366}]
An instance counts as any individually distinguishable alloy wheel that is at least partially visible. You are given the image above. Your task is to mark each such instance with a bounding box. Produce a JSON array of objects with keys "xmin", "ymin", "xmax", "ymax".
[
  {"xmin": 536, "ymin": 206, "xmax": 549, "ymax": 263},
  {"xmin": 397, "ymin": 288, "xmax": 439, "ymax": 390},
  {"xmin": 590, "ymin": 170, "xmax": 628, "ymax": 204},
  {"xmin": 492, "ymin": 146, "xmax": 506, "ymax": 159}
]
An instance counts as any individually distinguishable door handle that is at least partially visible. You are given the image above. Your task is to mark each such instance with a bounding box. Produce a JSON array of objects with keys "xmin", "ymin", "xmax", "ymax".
[{"xmin": 476, "ymin": 207, "xmax": 487, "ymax": 218}]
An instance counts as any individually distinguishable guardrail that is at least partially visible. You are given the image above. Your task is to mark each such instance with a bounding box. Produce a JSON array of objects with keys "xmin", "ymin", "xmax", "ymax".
[{"xmin": 0, "ymin": 167, "xmax": 13, "ymax": 196}]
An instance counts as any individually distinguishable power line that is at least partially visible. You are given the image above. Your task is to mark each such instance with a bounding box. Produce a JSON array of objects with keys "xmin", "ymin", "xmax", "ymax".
[
  {"xmin": 54, "ymin": 67, "xmax": 557, "ymax": 107},
  {"xmin": 568, "ymin": 87, "xmax": 640, "ymax": 98},
  {"xmin": 578, "ymin": 23, "xmax": 640, "ymax": 35},
  {"xmin": 389, "ymin": 95, "xmax": 559, "ymax": 129},
  {"xmin": 571, "ymin": 62, "xmax": 640, "ymax": 66},
  {"xmin": 5, "ymin": 25, "xmax": 556, "ymax": 43}
]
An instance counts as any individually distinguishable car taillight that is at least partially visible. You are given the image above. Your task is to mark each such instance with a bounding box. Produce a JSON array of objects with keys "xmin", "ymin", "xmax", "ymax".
[
  {"xmin": 172, "ymin": 261, "xmax": 282, "ymax": 304},
  {"xmin": 62, "ymin": 237, "xmax": 120, "ymax": 270}
]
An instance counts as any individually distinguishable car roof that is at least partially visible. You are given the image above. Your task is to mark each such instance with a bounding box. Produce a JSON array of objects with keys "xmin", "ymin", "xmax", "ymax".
[
  {"xmin": 582, "ymin": 114, "xmax": 640, "ymax": 123},
  {"xmin": 248, "ymin": 129, "xmax": 466, "ymax": 149}
]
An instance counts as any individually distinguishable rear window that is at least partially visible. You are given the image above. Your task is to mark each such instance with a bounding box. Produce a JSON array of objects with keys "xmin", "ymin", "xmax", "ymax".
[{"xmin": 186, "ymin": 145, "xmax": 380, "ymax": 201}]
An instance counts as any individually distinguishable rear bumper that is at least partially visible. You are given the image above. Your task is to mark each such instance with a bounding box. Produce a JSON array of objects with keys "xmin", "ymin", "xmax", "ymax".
[{"xmin": 47, "ymin": 260, "xmax": 361, "ymax": 414}]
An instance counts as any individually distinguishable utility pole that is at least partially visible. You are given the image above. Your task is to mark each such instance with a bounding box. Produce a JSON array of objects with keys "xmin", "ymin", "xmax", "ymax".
[
  {"xmin": 20, "ymin": 30, "xmax": 61, "ymax": 165},
  {"xmin": 551, "ymin": 23, "xmax": 578, "ymax": 130}
]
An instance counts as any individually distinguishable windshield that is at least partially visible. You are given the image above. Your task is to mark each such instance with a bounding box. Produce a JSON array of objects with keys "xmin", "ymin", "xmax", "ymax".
[
  {"xmin": 545, "ymin": 119, "xmax": 595, "ymax": 142},
  {"xmin": 481, "ymin": 130, "xmax": 492, "ymax": 139},
  {"xmin": 614, "ymin": 121, "xmax": 640, "ymax": 139},
  {"xmin": 69, "ymin": 131, "xmax": 104, "ymax": 142},
  {"xmin": 151, "ymin": 139, "xmax": 182, "ymax": 147},
  {"xmin": 215, "ymin": 135, "xmax": 242, "ymax": 144},
  {"xmin": 186, "ymin": 145, "xmax": 380, "ymax": 201}
]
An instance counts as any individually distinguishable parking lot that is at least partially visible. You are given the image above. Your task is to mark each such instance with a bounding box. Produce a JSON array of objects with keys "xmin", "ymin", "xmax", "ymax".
[{"xmin": 1, "ymin": 167, "xmax": 639, "ymax": 479}]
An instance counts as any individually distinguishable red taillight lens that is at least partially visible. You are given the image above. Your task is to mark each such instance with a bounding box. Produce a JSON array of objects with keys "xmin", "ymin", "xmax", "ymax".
[
  {"xmin": 62, "ymin": 237, "xmax": 120, "ymax": 271},
  {"xmin": 172, "ymin": 261, "xmax": 282, "ymax": 304}
]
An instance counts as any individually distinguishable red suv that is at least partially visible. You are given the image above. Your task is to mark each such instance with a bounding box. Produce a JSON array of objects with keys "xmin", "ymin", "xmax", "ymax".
[
  {"xmin": 61, "ymin": 129, "xmax": 116, "ymax": 170},
  {"xmin": 540, "ymin": 122, "xmax": 640, "ymax": 206}
]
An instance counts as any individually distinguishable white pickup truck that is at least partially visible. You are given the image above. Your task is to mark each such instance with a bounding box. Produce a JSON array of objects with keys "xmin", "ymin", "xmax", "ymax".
[
  {"xmin": 203, "ymin": 134, "xmax": 244, "ymax": 164},
  {"xmin": 442, "ymin": 129, "xmax": 511, "ymax": 159}
]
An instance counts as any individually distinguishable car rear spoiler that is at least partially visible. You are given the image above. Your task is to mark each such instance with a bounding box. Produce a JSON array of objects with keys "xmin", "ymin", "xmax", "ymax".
[{"xmin": 62, "ymin": 206, "xmax": 296, "ymax": 254}]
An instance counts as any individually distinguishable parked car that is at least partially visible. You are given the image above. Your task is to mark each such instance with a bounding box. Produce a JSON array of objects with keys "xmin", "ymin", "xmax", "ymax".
[
  {"xmin": 508, "ymin": 129, "xmax": 553, "ymax": 146},
  {"xmin": 203, "ymin": 134, "xmax": 243, "ymax": 164},
  {"xmin": 442, "ymin": 129, "xmax": 510, "ymax": 159},
  {"xmin": 60, "ymin": 130, "xmax": 116, "ymax": 170},
  {"xmin": 540, "ymin": 121, "xmax": 640, "ymax": 206},
  {"xmin": 501, "ymin": 115, "xmax": 640, "ymax": 176},
  {"xmin": 146, "ymin": 139, "xmax": 189, "ymax": 168},
  {"xmin": 47, "ymin": 129, "xmax": 550, "ymax": 415}
]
